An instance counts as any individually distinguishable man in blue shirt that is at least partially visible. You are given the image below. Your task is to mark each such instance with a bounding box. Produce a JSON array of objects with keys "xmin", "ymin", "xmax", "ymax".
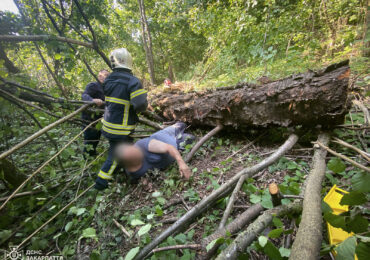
[
  {"xmin": 81, "ymin": 69, "xmax": 110, "ymax": 158},
  {"xmin": 114, "ymin": 123, "xmax": 194, "ymax": 181}
]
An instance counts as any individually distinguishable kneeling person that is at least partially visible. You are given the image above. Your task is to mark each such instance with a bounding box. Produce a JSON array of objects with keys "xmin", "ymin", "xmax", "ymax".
[{"xmin": 115, "ymin": 123, "xmax": 194, "ymax": 181}]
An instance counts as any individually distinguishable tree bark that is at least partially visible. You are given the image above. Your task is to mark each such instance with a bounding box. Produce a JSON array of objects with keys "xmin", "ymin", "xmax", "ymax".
[
  {"xmin": 138, "ymin": 0, "xmax": 156, "ymax": 85},
  {"xmin": 0, "ymin": 44, "xmax": 20, "ymax": 73},
  {"xmin": 150, "ymin": 61, "xmax": 350, "ymax": 128},
  {"xmin": 216, "ymin": 200, "xmax": 303, "ymax": 260},
  {"xmin": 289, "ymin": 133, "xmax": 330, "ymax": 260},
  {"xmin": 202, "ymin": 204, "xmax": 264, "ymax": 253}
]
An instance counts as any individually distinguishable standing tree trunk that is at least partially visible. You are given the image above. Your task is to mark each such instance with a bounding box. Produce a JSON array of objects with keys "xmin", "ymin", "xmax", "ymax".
[{"xmin": 138, "ymin": 0, "xmax": 155, "ymax": 85}]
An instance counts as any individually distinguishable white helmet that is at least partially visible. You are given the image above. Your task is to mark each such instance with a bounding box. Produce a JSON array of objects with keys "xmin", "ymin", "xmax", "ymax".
[{"xmin": 110, "ymin": 48, "xmax": 133, "ymax": 70}]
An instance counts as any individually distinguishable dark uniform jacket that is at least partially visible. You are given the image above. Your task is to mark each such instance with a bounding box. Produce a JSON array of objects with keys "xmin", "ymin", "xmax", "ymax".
[
  {"xmin": 81, "ymin": 82, "xmax": 105, "ymax": 122},
  {"xmin": 102, "ymin": 68, "xmax": 148, "ymax": 140}
]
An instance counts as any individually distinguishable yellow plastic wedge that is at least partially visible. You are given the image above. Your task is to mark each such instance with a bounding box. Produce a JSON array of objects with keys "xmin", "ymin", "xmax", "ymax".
[{"xmin": 323, "ymin": 185, "xmax": 358, "ymax": 259}]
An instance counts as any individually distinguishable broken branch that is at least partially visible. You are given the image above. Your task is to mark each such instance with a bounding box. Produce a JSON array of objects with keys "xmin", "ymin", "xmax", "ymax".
[
  {"xmin": 185, "ymin": 125, "xmax": 223, "ymax": 163},
  {"xmin": 315, "ymin": 141, "xmax": 370, "ymax": 173},
  {"xmin": 0, "ymin": 104, "xmax": 90, "ymax": 160}
]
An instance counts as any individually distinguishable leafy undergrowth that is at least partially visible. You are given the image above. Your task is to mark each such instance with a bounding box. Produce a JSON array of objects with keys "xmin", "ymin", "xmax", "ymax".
[{"xmin": 2, "ymin": 111, "xmax": 367, "ymax": 260}]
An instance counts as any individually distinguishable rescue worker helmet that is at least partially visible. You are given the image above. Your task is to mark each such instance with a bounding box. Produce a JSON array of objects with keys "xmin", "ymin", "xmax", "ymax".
[{"xmin": 110, "ymin": 48, "xmax": 133, "ymax": 70}]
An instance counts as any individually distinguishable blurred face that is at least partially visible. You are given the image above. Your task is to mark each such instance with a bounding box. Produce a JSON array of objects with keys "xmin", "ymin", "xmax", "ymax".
[
  {"xmin": 115, "ymin": 144, "xmax": 144, "ymax": 168},
  {"xmin": 98, "ymin": 70, "xmax": 110, "ymax": 83}
]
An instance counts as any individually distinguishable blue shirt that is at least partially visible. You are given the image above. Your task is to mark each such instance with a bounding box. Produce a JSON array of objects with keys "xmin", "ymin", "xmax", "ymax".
[{"xmin": 128, "ymin": 126, "xmax": 179, "ymax": 179}]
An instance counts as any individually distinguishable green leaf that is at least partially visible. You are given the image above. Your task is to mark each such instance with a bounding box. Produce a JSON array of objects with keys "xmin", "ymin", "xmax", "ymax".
[
  {"xmin": 324, "ymin": 212, "xmax": 346, "ymax": 229},
  {"xmin": 130, "ymin": 219, "xmax": 145, "ymax": 226},
  {"xmin": 355, "ymin": 242, "xmax": 370, "ymax": 260},
  {"xmin": 65, "ymin": 221, "xmax": 73, "ymax": 232},
  {"xmin": 250, "ymin": 194, "xmax": 261, "ymax": 204},
  {"xmin": 268, "ymin": 228, "xmax": 284, "ymax": 238},
  {"xmin": 54, "ymin": 53, "xmax": 62, "ymax": 60},
  {"xmin": 152, "ymin": 191, "xmax": 161, "ymax": 197},
  {"xmin": 279, "ymin": 247, "xmax": 290, "ymax": 257},
  {"xmin": 322, "ymin": 201, "xmax": 333, "ymax": 214},
  {"xmin": 138, "ymin": 224, "xmax": 151, "ymax": 236},
  {"xmin": 327, "ymin": 158, "xmax": 346, "ymax": 173},
  {"xmin": 352, "ymin": 172, "xmax": 370, "ymax": 192},
  {"xmin": 347, "ymin": 215, "xmax": 369, "ymax": 233},
  {"xmin": 340, "ymin": 191, "xmax": 367, "ymax": 206},
  {"xmin": 336, "ymin": 237, "xmax": 356, "ymax": 260},
  {"xmin": 263, "ymin": 241, "xmax": 283, "ymax": 260},
  {"xmin": 76, "ymin": 208, "xmax": 86, "ymax": 216},
  {"xmin": 81, "ymin": 228, "xmax": 97, "ymax": 239},
  {"xmin": 124, "ymin": 247, "xmax": 140, "ymax": 260},
  {"xmin": 258, "ymin": 236, "xmax": 268, "ymax": 247},
  {"xmin": 206, "ymin": 237, "xmax": 224, "ymax": 252}
]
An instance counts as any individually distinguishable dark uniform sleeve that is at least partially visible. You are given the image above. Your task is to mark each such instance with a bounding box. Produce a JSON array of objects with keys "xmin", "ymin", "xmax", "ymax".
[
  {"xmin": 82, "ymin": 82, "xmax": 97, "ymax": 101},
  {"xmin": 129, "ymin": 78, "xmax": 148, "ymax": 113}
]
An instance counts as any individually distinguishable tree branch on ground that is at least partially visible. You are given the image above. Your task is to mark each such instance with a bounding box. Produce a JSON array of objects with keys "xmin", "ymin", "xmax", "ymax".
[
  {"xmin": 315, "ymin": 141, "xmax": 370, "ymax": 173},
  {"xmin": 185, "ymin": 125, "xmax": 223, "ymax": 163},
  {"xmin": 216, "ymin": 200, "xmax": 303, "ymax": 260},
  {"xmin": 289, "ymin": 133, "xmax": 330, "ymax": 260}
]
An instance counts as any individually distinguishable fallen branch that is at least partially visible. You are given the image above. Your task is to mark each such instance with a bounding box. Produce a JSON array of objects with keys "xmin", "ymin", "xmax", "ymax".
[
  {"xmin": 0, "ymin": 104, "xmax": 90, "ymax": 160},
  {"xmin": 16, "ymin": 183, "xmax": 94, "ymax": 249},
  {"xmin": 332, "ymin": 137, "xmax": 370, "ymax": 162},
  {"xmin": 216, "ymin": 200, "xmax": 303, "ymax": 260},
  {"xmin": 218, "ymin": 175, "xmax": 247, "ymax": 229},
  {"xmin": 352, "ymin": 99, "xmax": 370, "ymax": 125},
  {"xmin": 290, "ymin": 133, "xmax": 330, "ymax": 260},
  {"xmin": 0, "ymin": 149, "xmax": 106, "ymax": 246},
  {"xmin": 113, "ymin": 219, "xmax": 131, "ymax": 238},
  {"xmin": 0, "ymin": 88, "xmax": 85, "ymax": 126},
  {"xmin": 138, "ymin": 116, "xmax": 164, "ymax": 130},
  {"xmin": 0, "ymin": 34, "xmax": 94, "ymax": 48},
  {"xmin": 315, "ymin": 141, "xmax": 370, "ymax": 173},
  {"xmin": 133, "ymin": 134, "xmax": 298, "ymax": 260},
  {"xmin": 147, "ymin": 244, "xmax": 202, "ymax": 258},
  {"xmin": 203, "ymin": 203, "xmax": 264, "ymax": 256},
  {"xmin": 0, "ymin": 190, "xmax": 42, "ymax": 202},
  {"xmin": 185, "ymin": 125, "xmax": 223, "ymax": 163},
  {"xmin": 0, "ymin": 118, "xmax": 100, "ymax": 211}
]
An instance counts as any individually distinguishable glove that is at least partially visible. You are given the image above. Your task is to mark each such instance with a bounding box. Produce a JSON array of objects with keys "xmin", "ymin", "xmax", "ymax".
[{"xmin": 94, "ymin": 177, "xmax": 108, "ymax": 190}]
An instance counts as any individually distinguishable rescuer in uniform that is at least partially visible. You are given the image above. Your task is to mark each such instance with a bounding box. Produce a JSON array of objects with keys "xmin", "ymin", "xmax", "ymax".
[{"xmin": 94, "ymin": 48, "xmax": 148, "ymax": 190}]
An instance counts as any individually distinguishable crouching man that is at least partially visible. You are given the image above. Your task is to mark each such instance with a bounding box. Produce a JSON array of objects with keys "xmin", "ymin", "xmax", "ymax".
[{"xmin": 115, "ymin": 123, "xmax": 194, "ymax": 181}]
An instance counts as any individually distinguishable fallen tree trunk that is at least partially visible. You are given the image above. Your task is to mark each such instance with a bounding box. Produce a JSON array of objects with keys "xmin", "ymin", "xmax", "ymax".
[
  {"xmin": 133, "ymin": 134, "xmax": 298, "ymax": 260},
  {"xmin": 150, "ymin": 61, "xmax": 350, "ymax": 128},
  {"xmin": 290, "ymin": 133, "xmax": 330, "ymax": 260}
]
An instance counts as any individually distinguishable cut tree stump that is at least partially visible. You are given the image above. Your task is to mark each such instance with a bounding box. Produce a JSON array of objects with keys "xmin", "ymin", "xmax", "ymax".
[{"xmin": 150, "ymin": 61, "xmax": 350, "ymax": 128}]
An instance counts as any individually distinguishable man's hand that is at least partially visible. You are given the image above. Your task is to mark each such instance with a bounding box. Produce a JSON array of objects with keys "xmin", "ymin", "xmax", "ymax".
[
  {"xmin": 93, "ymin": 98, "xmax": 104, "ymax": 107},
  {"xmin": 179, "ymin": 162, "xmax": 191, "ymax": 180}
]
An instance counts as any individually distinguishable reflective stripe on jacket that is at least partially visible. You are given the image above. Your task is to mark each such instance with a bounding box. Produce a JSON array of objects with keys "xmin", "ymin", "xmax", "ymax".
[{"xmin": 102, "ymin": 69, "xmax": 148, "ymax": 139}]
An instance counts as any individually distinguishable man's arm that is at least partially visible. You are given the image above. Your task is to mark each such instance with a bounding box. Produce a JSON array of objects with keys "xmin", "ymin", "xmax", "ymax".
[
  {"xmin": 148, "ymin": 139, "xmax": 191, "ymax": 179},
  {"xmin": 82, "ymin": 83, "xmax": 103, "ymax": 106}
]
